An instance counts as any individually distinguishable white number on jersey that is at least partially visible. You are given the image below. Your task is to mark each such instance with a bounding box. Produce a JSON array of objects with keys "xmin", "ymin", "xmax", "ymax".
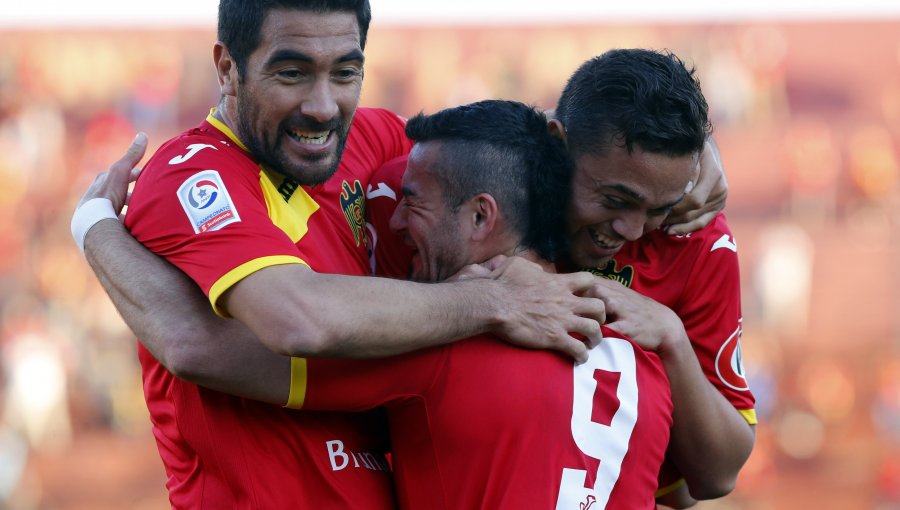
[{"xmin": 556, "ymin": 337, "xmax": 638, "ymax": 510}]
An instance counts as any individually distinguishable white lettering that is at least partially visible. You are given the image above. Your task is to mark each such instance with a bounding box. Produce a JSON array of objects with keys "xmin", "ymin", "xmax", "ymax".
[
  {"xmin": 327, "ymin": 440, "xmax": 349, "ymax": 471},
  {"xmin": 325, "ymin": 440, "xmax": 390, "ymax": 472}
]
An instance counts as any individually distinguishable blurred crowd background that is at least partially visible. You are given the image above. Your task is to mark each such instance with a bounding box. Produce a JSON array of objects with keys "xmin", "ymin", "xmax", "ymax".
[{"xmin": 1, "ymin": 4, "xmax": 899, "ymax": 509}]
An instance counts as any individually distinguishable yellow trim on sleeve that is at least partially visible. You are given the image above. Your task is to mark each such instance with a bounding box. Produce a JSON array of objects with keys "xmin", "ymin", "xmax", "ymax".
[
  {"xmin": 655, "ymin": 478, "xmax": 686, "ymax": 498},
  {"xmin": 209, "ymin": 255, "xmax": 309, "ymax": 318},
  {"xmin": 283, "ymin": 357, "xmax": 308, "ymax": 409},
  {"xmin": 739, "ymin": 408, "xmax": 758, "ymax": 426}
]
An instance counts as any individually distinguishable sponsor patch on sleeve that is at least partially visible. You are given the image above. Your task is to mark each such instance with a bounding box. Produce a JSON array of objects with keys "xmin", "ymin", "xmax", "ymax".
[{"xmin": 177, "ymin": 170, "xmax": 242, "ymax": 234}]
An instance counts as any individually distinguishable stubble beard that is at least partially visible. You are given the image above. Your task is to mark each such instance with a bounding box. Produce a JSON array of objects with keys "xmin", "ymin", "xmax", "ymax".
[{"xmin": 235, "ymin": 91, "xmax": 350, "ymax": 186}]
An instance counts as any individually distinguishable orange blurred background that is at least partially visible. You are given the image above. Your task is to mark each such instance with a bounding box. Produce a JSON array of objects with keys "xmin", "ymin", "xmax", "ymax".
[{"xmin": 1, "ymin": 7, "xmax": 899, "ymax": 510}]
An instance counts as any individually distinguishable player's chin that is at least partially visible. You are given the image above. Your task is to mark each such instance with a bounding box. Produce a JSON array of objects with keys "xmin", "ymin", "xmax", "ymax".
[{"xmin": 287, "ymin": 154, "xmax": 340, "ymax": 186}]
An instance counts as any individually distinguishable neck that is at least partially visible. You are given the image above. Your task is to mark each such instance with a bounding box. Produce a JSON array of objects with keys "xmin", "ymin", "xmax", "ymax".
[
  {"xmin": 213, "ymin": 97, "xmax": 237, "ymax": 133},
  {"xmin": 512, "ymin": 247, "xmax": 556, "ymax": 273}
]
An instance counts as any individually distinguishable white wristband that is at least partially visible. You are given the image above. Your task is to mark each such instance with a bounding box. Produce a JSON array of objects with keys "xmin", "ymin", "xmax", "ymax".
[{"xmin": 71, "ymin": 198, "xmax": 118, "ymax": 254}]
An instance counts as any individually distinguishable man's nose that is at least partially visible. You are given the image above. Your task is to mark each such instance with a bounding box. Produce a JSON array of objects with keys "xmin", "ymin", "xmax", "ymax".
[
  {"xmin": 611, "ymin": 212, "xmax": 647, "ymax": 242},
  {"xmin": 300, "ymin": 79, "xmax": 340, "ymax": 123}
]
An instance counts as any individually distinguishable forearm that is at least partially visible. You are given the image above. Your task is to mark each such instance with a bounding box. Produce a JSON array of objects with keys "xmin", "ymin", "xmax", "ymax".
[
  {"xmin": 223, "ymin": 255, "xmax": 600, "ymax": 361},
  {"xmin": 224, "ymin": 265, "xmax": 502, "ymax": 358},
  {"xmin": 84, "ymin": 220, "xmax": 290, "ymax": 404},
  {"xmin": 658, "ymin": 333, "xmax": 755, "ymax": 499}
]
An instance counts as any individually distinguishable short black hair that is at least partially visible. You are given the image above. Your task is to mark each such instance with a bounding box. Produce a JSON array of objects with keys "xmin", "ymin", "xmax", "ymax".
[
  {"xmin": 555, "ymin": 48, "xmax": 711, "ymax": 159},
  {"xmin": 405, "ymin": 100, "xmax": 573, "ymax": 262},
  {"xmin": 218, "ymin": 0, "xmax": 371, "ymax": 78}
]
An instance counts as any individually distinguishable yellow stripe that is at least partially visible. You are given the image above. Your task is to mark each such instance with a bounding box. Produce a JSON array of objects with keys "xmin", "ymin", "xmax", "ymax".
[
  {"xmin": 283, "ymin": 357, "xmax": 308, "ymax": 409},
  {"xmin": 655, "ymin": 478, "xmax": 686, "ymax": 498},
  {"xmin": 209, "ymin": 255, "xmax": 309, "ymax": 317},
  {"xmin": 259, "ymin": 170, "xmax": 320, "ymax": 243},
  {"xmin": 739, "ymin": 408, "xmax": 758, "ymax": 425},
  {"xmin": 206, "ymin": 109, "xmax": 249, "ymax": 152}
]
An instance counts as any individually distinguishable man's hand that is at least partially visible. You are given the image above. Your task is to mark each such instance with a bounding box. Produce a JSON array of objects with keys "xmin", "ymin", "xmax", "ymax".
[
  {"xmin": 587, "ymin": 277, "xmax": 687, "ymax": 357},
  {"xmin": 77, "ymin": 132, "xmax": 148, "ymax": 214},
  {"xmin": 664, "ymin": 138, "xmax": 728, "ymax": 235},
  {"xmin": 486, "ymin": 256, "xmax": 606, "ymax": 363}
]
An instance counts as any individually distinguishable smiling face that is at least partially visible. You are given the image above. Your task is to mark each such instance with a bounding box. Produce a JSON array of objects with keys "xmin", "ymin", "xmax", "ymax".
[
  {"xmin": 225, "ymin": 9, "xmax": 364, "ymax": 185},
  {"xmin": 389, "ymin": 143, "xmax": 474, "ymax": 282},
  {"xmin": 566, "ymin": 143, "xmax": 698, "ymax": 268}
]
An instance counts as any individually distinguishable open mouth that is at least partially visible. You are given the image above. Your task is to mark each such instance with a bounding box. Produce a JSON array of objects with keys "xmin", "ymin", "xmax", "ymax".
[
  {"xmin": 588, "ymin": 228, "xmax": 623, "ymax": 253},
  {"xmin": 286, "ymin": 128, "xmax": 331, "ymax": 145}
]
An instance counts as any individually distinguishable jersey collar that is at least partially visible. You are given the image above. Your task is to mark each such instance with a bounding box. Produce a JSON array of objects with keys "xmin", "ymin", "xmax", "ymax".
[{"xmin": 206, "ymin": 108, "xmax": 250, "ymax": 153}]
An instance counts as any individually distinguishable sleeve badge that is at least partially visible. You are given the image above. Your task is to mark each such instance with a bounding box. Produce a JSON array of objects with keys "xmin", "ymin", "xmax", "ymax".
[{"xmin": 177, "ymin": 170, "xmax": 242, "ymax": 234}]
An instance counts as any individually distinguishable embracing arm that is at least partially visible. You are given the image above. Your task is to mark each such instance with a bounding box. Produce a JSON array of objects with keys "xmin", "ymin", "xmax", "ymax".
[
  {"xmin": 76, "ymin": 134, "xmax": 603, "ymax": 385},
  {"xmin": 74, "ymin": 135, "xmax": 289, "ymax": 403},
  {"xmin": 591, "ymin": 280, "xmax": 754, "ymax": 499},
  {"xmin": 85, "ymin": 220, "xmax": 291, "ymax": 404},
  {"xmin": 664, "ymin": 137, "xmax": 728, "ymax": 235},
  {"xmin": 221, "ymin": 253, "xmax": 601, "ymax": 361}
]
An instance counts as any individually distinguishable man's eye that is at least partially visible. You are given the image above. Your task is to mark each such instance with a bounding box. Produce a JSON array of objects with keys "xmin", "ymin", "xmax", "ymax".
[
  {"xmin": 603, "ymin": 196, "xmax": 628, "ymax": 209},
  {"xmin": 278, "ymin": 69, "xmax": 303, "ymax": 79},
  {"xmin": 334, "ymin": 68, "xmax": 361, "ymax": 81}
]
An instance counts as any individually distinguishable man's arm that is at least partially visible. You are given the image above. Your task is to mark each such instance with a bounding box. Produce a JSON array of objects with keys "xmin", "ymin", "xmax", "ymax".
[
  {"xmin": 76, "ymin": 134, "xmax": 604, "ymax": 373},
  {"xmin": 590, "ymin": 279, "xmax": 754, "ymax": 499},
  {"xmin": 86, "ymin": 221, "xmax": 292, "ymax": 404},
  {"xmin": 219, "ymin": 255, "xmax": 601, "ymax": 360},
  {"xmin": 74, "ymin": 134, "xmax": 290, "ymax": 403}
]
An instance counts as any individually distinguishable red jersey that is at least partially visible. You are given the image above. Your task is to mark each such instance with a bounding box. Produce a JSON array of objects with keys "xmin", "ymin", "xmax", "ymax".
[
  {"xmin": 297, "ymin": 328, "xmax": 673, "ymax": 510},
  {"xmin": 589, "ymin": 214, "xmax": 757, "ymax": 425},
  {"xmin": 365, "ymin": 155, "xmax": 412, "ymax": 278},
  {"xmin": 125, "ymin": 108, "xmax": 412, "ymax": 509},
  {"xmin": 368, "ymin": 159, "xmax": 754, "ymax": 421}
]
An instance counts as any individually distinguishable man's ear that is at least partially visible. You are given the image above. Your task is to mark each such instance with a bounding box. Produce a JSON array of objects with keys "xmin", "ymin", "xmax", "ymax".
[
  {"xmin": 547, "ymin": 119, "xmax": 568, "ymax": 147},
  {"xmin": 467, "ymin": 193, "xmax": 499, "ymax": 242},
  {"xmin": 214, "ymin": 42, "xmax": 238, "ymax": 97}
]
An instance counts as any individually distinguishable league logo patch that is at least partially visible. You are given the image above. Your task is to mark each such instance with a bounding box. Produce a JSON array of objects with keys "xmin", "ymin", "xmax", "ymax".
[
  {"xmin": 585, "ymin": 259, "xmax": 635, "ymax": 288},
  {"xmin": 340, "ymin": 180, "xmax": 366, "ymax": 247},
  {"xmin": 716, "ymin": 323, "xmax": 749, "ymax": 391},
  {"xmin": 177, "ymin": 170, "xmax": 241, "ymax": 234}
]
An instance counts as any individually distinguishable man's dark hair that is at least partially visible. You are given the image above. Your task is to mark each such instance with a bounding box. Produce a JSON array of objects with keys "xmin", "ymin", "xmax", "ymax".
[
  {"xmin": 555, "ymin": 48, "xmax": 712, "ymax": 159},
  {"xmin": 405, "ymin": 100, "xmax": 573, "ymax": 262},
  {"xmin": 218, "ymin": 0, "xmax": 371, "ymax": 78}
]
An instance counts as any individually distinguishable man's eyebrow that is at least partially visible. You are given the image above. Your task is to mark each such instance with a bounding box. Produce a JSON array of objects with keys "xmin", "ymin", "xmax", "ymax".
[
  {"xmin": 265, "ymin": 48, "xmax": 365, "ymax": 67},
  {"xmin": 605, "ymin": 183, "xmax": 644, "ymax": 202},
  {"xmin": 606, "ymin": 183, "xmax": 684, "ymax": 210},
  {"xmin": 337, "ymin": 49, "xmax": 365, "ymax": 64},
  {"xmin": 655, "ymin": 194, "xmax": 685, "ymax": 212}
]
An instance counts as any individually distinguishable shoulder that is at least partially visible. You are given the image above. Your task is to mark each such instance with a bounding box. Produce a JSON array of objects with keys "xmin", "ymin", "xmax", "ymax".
[
  {"xmin": 369, "ymin": 155, "xmax": 409, "ymax": 189},
  {"xmin": 639, "ymin": 213, "xmax": 737, "ymax": 257},
  {"xmin": 153, "ymin": 125, "xmax": 253, "ymax": 172},
  {"xmin": 352, "ymin": 107, "xmax": 407, "ymax": 130},
  {"xmin": 141, "ymin": 127, "xmax": 258, "ymax": 191},
  {"xmin": 348, "ymin": 108, "xmax": 407, "ymax": 143}
]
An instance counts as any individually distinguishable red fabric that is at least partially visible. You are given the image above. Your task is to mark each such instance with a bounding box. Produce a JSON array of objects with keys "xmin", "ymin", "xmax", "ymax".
[
  {"xmin": 591, "ymin": 214, "xmax": 756, "ymax": 414},
  {"xmin": 125, "ymin": 107, "xmax": 412, "ymax": 509},
  {"xmin": 303, "ymin": 327, "xmax": 673, "ymax": 510}
]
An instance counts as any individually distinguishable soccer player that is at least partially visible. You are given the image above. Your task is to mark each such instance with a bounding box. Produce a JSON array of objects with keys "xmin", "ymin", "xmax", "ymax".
[
  {"xmin": 75, "ymin": 45, "xmax": 751, "ymax": 506},
  {"xmin": 552, "ymin": 50, "xmax": 755, "ymax": 504},
  {"xmin": 68, "ymin": 1, "xmax": 605, "ymax": 507},
  {"xmin": 295, "ymin": 99, "xmax": 675, "ymax": 509},
  {"xmin": 365, "ymin": 49, "xmax": 756, "ymax": 506}
]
